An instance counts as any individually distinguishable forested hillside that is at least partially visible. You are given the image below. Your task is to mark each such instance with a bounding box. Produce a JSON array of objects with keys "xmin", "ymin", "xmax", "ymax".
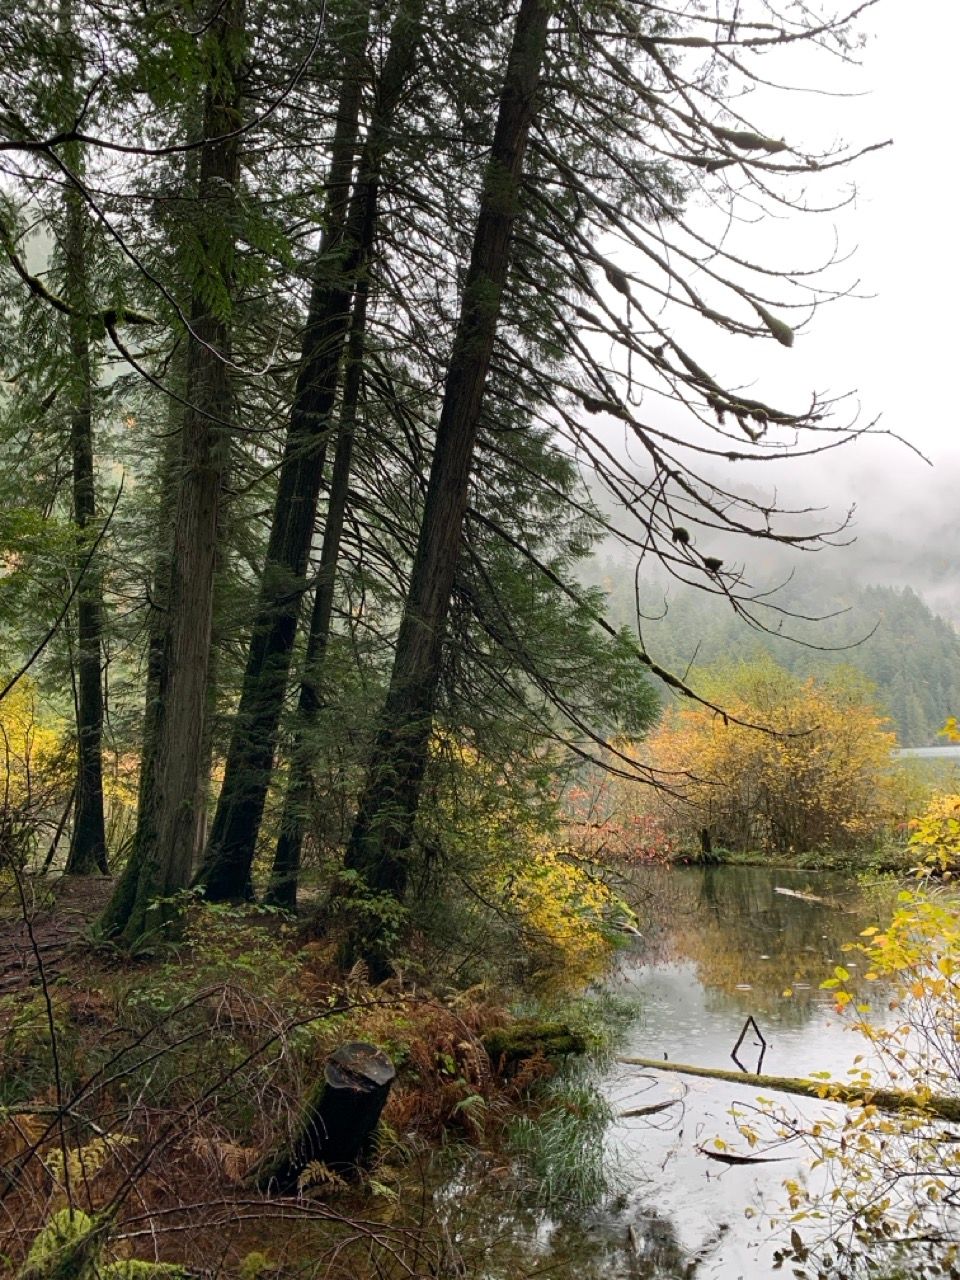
[{"xmin": 590, "ymin": 558, "xmax": 960, "ymax": 746}]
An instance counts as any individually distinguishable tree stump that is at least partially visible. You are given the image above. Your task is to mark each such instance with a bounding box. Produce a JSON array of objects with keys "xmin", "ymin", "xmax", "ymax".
[{"xmin": 255, "ymin": 1042, "xmax": 396, "ymax": 1193}]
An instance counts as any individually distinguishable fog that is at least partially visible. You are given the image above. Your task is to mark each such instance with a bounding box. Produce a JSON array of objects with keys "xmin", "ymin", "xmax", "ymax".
[
  {"xmin": 765, "ymin": 0, "xmax": 960, "ymax": 619},
  {"xmin": 593, "ymin": 0, "xmax": 960, "ymax": 623}
]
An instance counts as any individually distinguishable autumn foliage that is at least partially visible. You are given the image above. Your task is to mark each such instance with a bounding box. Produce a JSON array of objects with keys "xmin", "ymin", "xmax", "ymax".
[
  {"xmin": 0, "ymin": 677, "xmax": 70, "ymax": 863},
  {"xmin": 907, "ymin": 792, "xmax": 960, "ymax": 873},
  {"xmin": 643, "ymin": 658, "xmax": 896, "ymax": 854}
]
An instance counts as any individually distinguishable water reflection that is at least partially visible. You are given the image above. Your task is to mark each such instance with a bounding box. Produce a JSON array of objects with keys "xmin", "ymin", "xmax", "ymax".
[
  {"xmin": 624, "ymin": 864, "xmax": 882, "ymax": 1028},
  {"xmin": 435, "ymin": 1169, "xmax": 694, "ymax": 1279},
  {"xmin": 435, "ymin": 865, "xmax": 897, "ymax": 1279},
  {"xmin": 602, "ymin": 865, "xmax": 893, "ymax": 1277}
]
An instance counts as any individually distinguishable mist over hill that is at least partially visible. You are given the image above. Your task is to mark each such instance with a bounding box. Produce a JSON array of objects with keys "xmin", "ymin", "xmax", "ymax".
[{"xmin": 588, "ymin": 546, "xmax": 960, "ymax": 748}]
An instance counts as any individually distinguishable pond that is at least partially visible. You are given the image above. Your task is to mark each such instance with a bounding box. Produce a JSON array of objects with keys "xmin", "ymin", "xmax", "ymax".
[
  {"xmin": 438, "ymin": 864, "xmax": 898, "ymax": 1279},
  {"xmin": 601, "ymin": 864, "xmax": 892, "ymax": 1277}
]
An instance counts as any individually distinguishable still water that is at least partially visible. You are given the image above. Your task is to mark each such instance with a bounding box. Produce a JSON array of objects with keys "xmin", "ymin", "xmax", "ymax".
[
  {"xmin": 601, "ymin": 865, "xmax": 890, "ymax": 1277},
  {"xmin": 442, "ymin": 865, "xmax": 896, "ymax": 1279}
]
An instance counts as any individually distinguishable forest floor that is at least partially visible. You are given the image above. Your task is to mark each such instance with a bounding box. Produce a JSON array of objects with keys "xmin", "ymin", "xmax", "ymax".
[
  {"xmin": 0, "ymin": 873, "xmax": 112, "ymax": 996},
  {"xmin": 0, "ymin": 877, "xmax": 597, "ymax": 1279}
]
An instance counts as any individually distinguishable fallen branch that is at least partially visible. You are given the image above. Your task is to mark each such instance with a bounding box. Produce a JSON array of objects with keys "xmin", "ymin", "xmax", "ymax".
[
  {"xmin": 696, "ymin": 1144, "xmax": 790, "ymax": 1165},
  {"xmin": 616, "ymin": 1057, "xmax": 960, "ymax": 1123},
  {"xmin": 731, "ymin": 1014, "xmax": 766, "ymax": 1074},
  {"xmin": 619, "ymin": 1099, "xmax": 679, "ymax": 1118},
  {"xmin": 773, "ymin": 886, "xmax": 848, "ymax": 910}
]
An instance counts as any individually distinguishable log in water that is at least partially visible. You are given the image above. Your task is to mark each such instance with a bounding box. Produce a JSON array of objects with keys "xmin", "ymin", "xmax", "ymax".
[{"xmin": 617, "ymin": 1056, "xmax": 960, "ymax": 1123}]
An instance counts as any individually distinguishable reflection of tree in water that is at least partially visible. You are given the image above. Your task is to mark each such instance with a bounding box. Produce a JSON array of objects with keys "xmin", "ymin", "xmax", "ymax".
[
  {"xmin": 622, "ymin": 1207, "xmax": 703, "ymax": 1279},
  {"xmin": 432, "ymin": 1142, "xmax": 702, "ymax": 1280},
  {"xmin": 623, "ymin": 865, "xmax": 885, "ymax": 1021},
  {"xmin": 442, "ymin": 1193, "xmax": 708, "ymax": 1280},
  {"xmin": 551, "ymin": 1201, "xmax": 726, "ymax": 1279}
]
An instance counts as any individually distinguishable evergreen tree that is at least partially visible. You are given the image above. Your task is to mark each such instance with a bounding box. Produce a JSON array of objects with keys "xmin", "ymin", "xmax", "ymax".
[
  {"xmin": 102, "ymin": 0, "xmax": 247, "ymax": 940},
  {"xmin": 0, "ymin": 0, "xmax": 893, "ymax": 960},
  {"xmin": 194, "ymin": 0, "xmax": 418, "ymax": 902}
]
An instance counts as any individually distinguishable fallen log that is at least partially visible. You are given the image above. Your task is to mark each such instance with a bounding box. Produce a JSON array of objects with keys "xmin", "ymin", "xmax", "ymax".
[
  {"xmin": 617, "ymin": 1056, "xmax": 960, "ymax": 1124},
  {"xmin": 254, "ymin": 1042, "xmax": 396, "ymax": 1193},
  {"xmin": 773, "ymin": 886, "xmax": 849, "ymax": 910},
  {"xmin": 482, "ymin": 1020, "xmax": 587, "ymax": 1071}
]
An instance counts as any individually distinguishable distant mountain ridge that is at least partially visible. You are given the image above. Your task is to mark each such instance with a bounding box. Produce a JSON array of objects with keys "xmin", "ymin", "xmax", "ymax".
[{"xmin": 590, "ymin": 559, "xmax": 960, "ymax": 748}]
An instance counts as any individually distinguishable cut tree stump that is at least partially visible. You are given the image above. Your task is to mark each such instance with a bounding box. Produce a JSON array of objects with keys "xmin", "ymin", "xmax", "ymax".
[{"xmin": 255, "ymin": 1042, "xmax": 396, "ymax": 1193}]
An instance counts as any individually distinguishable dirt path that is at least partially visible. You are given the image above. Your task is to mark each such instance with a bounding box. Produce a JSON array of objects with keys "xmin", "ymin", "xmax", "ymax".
[{"xmin": 0, "ymin": 875, "xmax": 113, "ymax": 995}]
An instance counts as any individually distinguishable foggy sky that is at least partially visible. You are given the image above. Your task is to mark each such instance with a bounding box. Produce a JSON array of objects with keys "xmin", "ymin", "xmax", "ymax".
[{"xmin": 597, "ymin": 0, "xmax": 960, "ymax": 621}]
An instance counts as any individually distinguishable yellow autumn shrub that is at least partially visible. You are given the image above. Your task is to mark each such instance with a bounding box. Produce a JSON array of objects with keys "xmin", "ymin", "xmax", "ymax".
[
  {"xmin": 429, "ymin": 738, "xmax": 618, "ymax": 988},
  {"xmin": 908, "ymin": 792, "xmax": 960, "ymax": 873},
  {"xmin": 0, "ymin": 677, "xmax": 65, "ymax": 810},
  {"xmin": 0, "ymin": 677, "xmax": 69, "ymax": 865},
  {"xmin": 491, "ymin": 835, "xmax": 614, "ymax": 987},
  {"xmin": 643, "ymin": 657, "xmax": 896, "ymax": 854},
  {"xmin": 761, "ymin": 881, "xmax": 960, "ymax": 1273}
]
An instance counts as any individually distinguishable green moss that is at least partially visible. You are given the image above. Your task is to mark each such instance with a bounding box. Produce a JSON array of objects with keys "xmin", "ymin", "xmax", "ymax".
[
  {"xmin": 19, "ymin": 1210, "xmax": 105, "ymax": 1280},
  {"xmin": 617, "ymin": 1056, "xmax": 960, "ymax": 1124},
  {"xmin": 239, "ymin": 1252, "xmax": 276, "ymax": 1280},
  {"xmin": 19, "ymin": 1209, "xmax": 186, "ymax": 1280},
  {"xmin": 483, "ymin": 1020, "xmax": 588, "ymax": 1067}
]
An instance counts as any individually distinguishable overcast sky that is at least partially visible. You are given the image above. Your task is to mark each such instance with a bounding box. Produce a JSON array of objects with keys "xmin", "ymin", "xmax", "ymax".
[
  {"xmin": 600, "ymin": 1, "xmax": 959, "ymax": 617},
  {"xmin": 783, "ymin": 0, "xmax": 958, "ymax": 493}
]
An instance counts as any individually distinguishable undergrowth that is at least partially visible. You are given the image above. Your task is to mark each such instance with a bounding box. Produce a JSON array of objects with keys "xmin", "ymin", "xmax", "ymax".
[{"xmin": 0, "ymin": 895, "xmax": 619, "ymax": 1278}]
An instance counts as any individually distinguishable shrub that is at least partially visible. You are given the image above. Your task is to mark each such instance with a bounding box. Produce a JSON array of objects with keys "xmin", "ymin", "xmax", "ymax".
[
  {"xmin": 642, "ymin": 657, "xmax": 896, "ymax": 855},
  {"xmin": 908, "ymin": 793, "xmax": 960, "ymax": 873}
]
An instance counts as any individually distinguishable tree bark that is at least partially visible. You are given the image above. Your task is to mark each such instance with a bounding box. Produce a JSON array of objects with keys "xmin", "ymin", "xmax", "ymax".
[
  {"xmin": 55, "ymin": 0, "xmax": 108, "ymax": 878},
  {"xmin": 341, "ymin": 0, "xmax": 552, "ymax": 973},
  {"xmin": 254, "ymin": 1042, "xmax": 395, "ymax": 1192},
  {"xmin": 196, "ymin": 0, "xmax": 422, "ymax": 902},
  {"xmin": 265, "ymin": 187, "xmax": 376, "ymax": 911},
  {"xmin": 42, "ymin": 785, "xmax": 75, "ymax": 873},
  {"xmin": 135, "ymin": 376, "xmax": 185, "ymax": 827},
  {"xmin": 100, "ymin": 0, "xmax": 244, "ymax": 943},
  {"xmin": 62, "ymin": 182, "xmax": 108, "ymax": 877}
]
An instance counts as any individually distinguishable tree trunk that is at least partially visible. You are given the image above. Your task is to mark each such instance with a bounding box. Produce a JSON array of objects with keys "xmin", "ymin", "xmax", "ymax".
[
  {"xmin": 341, "ymin": 0, "xmax": 552, "ymax": 974},
  {"xmin": 100, "ymin": 0, "xmax": 244, "ymax": 943},
  {"xmin": 196, "ymin": 0, "xmax": 422, "ymax": 902},
  {"xmin": 103, "ymin": 373, "xmax": 184, "ymax": 935},
  {"xmin": 62, "ymin": 191, "xmax": 108, "ymax": 876},
  {"xmin": 136, "ymin": 380, "xmax": 185, "ymax": 820},
  {"xmin": 56, "ymin": 3, "xmax": 107, "ymax": 879},
  {"xmin": 42, "ymin": 785, "xmax": 75, "ymax": 873},
  {"xmin": 265, "ymin": 190, "xmax": 376, "ymax": 911}
]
